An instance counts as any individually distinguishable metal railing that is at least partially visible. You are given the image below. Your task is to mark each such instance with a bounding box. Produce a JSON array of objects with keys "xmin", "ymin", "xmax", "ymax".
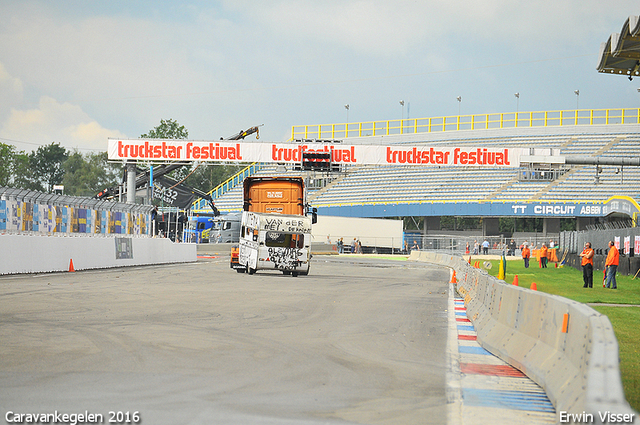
[
  {"xmin": 291, "ymin": 108, "xmax": 640, "ymax": 140},
  {"xmin": 191, "ymin": 162, "xmax": 263, "ymax": 211}
]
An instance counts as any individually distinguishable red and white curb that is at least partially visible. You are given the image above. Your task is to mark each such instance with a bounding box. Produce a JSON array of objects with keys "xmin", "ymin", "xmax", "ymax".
[{"xmin": 447, "ymin": 283, "xmax": 556, "ymax": 425}]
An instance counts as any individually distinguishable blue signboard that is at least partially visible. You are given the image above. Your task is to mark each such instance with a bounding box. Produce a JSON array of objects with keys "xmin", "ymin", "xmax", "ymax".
[{"xmin": 315, "ymin": 196, "xmax": 639, "ymax": 219}]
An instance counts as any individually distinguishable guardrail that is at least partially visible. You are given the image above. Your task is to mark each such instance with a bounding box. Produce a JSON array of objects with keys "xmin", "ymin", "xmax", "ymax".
[
  {"xmin": 411, "ymin": 251, "xmax": 636, "ymax": 421},
  {"xmin": 291, "ymin": 108, "xmax": 640, "ymax": 140}
]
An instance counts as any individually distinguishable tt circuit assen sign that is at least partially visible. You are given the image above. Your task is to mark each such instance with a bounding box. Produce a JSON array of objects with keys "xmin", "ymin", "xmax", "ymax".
[{"xmin": 108, "ymin": 139, "xmax": 523, "ymax": 167}]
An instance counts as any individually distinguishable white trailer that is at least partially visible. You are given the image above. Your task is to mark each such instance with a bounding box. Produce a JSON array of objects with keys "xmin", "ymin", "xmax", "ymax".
[
  {"xmin": 311, "ymin": 215, "xmax": 403, "ymax": 250},
  {"xmin": 238, "ymin": 211, "xmax": 312, "ymax": 276}
]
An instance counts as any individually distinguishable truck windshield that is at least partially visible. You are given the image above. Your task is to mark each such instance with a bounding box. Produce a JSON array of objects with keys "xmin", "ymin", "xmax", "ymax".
[{"xmin": 265, "ymin": 232, "xmax": 304, "ymax": 249}]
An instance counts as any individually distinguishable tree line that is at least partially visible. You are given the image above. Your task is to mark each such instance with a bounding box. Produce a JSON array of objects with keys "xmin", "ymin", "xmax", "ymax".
[{"xmin": 0, "ymin": 119, "xmax": 244, "ymax": 199}]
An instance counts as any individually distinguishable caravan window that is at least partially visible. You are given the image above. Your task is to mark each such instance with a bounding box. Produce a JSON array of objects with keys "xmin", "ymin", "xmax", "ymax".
[{"xmin": 265, "ymin": 232, "xmax": 304, "ymax": 249}]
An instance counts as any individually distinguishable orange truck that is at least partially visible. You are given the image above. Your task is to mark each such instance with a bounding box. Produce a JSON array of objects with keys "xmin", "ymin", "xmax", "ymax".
[{"xmin": 232, "ymin": 177, "xmax": 316, "ymax": 276}]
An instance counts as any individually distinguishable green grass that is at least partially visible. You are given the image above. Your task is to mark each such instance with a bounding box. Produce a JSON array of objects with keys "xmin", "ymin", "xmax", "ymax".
[{"xmin": 480, "ymin": 259, "xmax": 640, "ymax": 411}]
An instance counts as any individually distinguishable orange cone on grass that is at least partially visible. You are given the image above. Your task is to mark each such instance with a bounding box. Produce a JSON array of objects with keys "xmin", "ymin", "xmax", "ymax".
[
  {"xmin": 530, "ymin": 282, "xmax": 537, "ymax": 291},
  {"xmin": 512, "ymin": 275, "xmax": 519, "ymax": 286}
]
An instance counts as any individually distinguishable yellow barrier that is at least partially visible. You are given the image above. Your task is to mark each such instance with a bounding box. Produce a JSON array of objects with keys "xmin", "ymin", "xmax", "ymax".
[{"xmin": 291, "ymin": 108, "xmax": 640, "ymax": 140}]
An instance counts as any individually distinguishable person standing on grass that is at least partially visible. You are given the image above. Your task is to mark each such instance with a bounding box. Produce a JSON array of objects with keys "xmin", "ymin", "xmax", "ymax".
[
  {"xmin": 605, "ymin": 240, "xmax": 619, "ymax": 289},
  {"xmin": 540, "ymin": 243, "xmax": 548, "ymax": 268},
  {"xmin": 482, "ymin": 239, "xmax": 489, "ymax": 255},
  {"xmin": 579, "ymin": 242, "xmax": 594, "ymax": 288},
  {"xmin": 522, "ymin": 243, "xmax": 530, "ymax": 268}
]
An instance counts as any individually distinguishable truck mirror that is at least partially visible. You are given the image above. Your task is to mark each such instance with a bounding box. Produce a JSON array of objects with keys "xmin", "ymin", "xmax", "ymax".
[{"xmin": 312, "ymin": 212, "xmax": 318, "ymax": 224}]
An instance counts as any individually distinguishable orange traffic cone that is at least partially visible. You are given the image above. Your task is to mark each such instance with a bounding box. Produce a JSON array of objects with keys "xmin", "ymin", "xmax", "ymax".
[
  {"xmin": 68, "ymin": 259, "xmax": 75, "ymax": 272},
  {"xmin": 512, "ymin": 275, "xmax": 519, "ymax": 286},
  {"xmin": 530, "ymin": 282, "xmax": 537, "ymax": 291},
  {"xmin": 450, "ymin": 270, "xmax": 457, "ymax": 284}
]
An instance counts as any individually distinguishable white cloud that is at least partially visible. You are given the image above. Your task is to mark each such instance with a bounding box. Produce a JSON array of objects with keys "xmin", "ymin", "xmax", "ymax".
[
  {"xmin": 0, "ymin": 62, "xmax": 23, "ymax": 120},
  {"xmin": 1, "ymin": 96, "xmax": 127, "ymax": 152}
]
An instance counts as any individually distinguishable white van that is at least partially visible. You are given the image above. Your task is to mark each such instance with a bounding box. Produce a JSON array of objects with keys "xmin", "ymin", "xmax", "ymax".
[{"xmin": 237, "ymin": 211, "xmax": 312, "ymax": 276}]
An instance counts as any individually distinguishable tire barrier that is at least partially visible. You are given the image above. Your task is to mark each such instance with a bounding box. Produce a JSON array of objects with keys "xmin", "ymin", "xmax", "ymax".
[{"xmin": 412, "ymin": 251, "xmax": 637, "ymax": 422}]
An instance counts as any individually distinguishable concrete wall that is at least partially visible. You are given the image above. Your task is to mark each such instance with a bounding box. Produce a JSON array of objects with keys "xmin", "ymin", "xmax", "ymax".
[
  {"xmin": 0, "ymin": 234, "xmax": 196, "ymax": 274},
  {"xmin": 410, "ymin": 251, "xmax": 636, "ymax": 421}
]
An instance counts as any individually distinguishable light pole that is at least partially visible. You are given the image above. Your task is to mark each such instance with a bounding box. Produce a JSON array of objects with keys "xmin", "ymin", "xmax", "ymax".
[
  {"xmin": 344, "ymin": 104, "xmax": 350, "ymax": 136},
  {"xmin": 399, "ymin": 100, "xmax": 405, "ymax": 133},
  {"xmin": 574, "ymin": 90, "xmax": 580, "ymax": 110},
  {"xmin": 457, "ymin": 96, "xmax": 462, "ymax": 116},
  {"xmin": 514, "ymin": 93, "xmax": 519, "ymax": 127}
]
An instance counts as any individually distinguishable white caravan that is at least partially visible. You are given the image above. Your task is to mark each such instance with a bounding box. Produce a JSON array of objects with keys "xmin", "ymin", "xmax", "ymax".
[{"xmin": 238, "ymin": 211, "xmax": 312, "ymax": 276}]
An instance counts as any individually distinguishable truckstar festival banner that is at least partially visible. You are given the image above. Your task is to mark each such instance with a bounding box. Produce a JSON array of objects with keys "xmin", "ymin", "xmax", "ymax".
[{"xmin": 108, "ymin": 138, "xmax": 525, "ymax": 167}]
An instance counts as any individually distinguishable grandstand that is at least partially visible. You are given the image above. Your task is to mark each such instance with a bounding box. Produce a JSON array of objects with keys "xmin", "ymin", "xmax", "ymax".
[{"xmin": 192, "ymin": 110, "xmax": 640, "ymax": 234}]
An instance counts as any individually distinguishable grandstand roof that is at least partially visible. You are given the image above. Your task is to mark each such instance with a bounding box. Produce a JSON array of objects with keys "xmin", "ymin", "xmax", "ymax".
[{"xmin": 597, "ymin": 15, "xmax": 640, "ymax": 79}]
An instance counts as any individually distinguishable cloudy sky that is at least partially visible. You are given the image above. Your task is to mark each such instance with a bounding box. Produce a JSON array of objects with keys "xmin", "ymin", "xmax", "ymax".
[{"xmin": 0, "ymin": 1, "xmax": 638, "ymax": 153}]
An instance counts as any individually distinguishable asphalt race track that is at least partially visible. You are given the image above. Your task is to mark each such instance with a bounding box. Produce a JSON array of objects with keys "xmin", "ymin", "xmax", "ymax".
[{"xmin": 0, "ymin": 255, "xmax": 450, "ymax": 425}]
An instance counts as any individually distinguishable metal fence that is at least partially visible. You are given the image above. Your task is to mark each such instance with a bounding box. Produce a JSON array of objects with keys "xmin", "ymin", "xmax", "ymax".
[
  {"xmin": 291, "ymin": 107, "xmax": 640, "ymax": 140},
  {"xmin": 0, "ymin": 187, "xmax": 154, "ymax": 237},
  {"xmin": 560, "ymin": 226, "xmax": 640, "ymax": 256},
  {"xmin": 402, "ymin": 233, "xmax": 558, "ymax": 256}
]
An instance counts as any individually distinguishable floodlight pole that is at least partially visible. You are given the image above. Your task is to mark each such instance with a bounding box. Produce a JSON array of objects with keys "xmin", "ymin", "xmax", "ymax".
[{"xmin": 514, "ymin": 93, "xmax": 519, "ymax": 127}]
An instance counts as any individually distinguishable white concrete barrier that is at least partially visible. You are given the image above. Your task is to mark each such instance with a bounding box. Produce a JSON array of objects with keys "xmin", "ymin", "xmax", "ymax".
[
  {"xmin": 0, "ymin": 234, "xmax": 196, "ymax": 274},
  {"xmin": 412, "ymin": 251, "xmax": 636, "ymax": 422}
]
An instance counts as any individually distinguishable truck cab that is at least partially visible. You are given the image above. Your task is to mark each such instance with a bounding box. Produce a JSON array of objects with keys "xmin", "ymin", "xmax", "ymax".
[{"xmin": 208, "ymin": 213, "xmax": 241, "ymax": 243}]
